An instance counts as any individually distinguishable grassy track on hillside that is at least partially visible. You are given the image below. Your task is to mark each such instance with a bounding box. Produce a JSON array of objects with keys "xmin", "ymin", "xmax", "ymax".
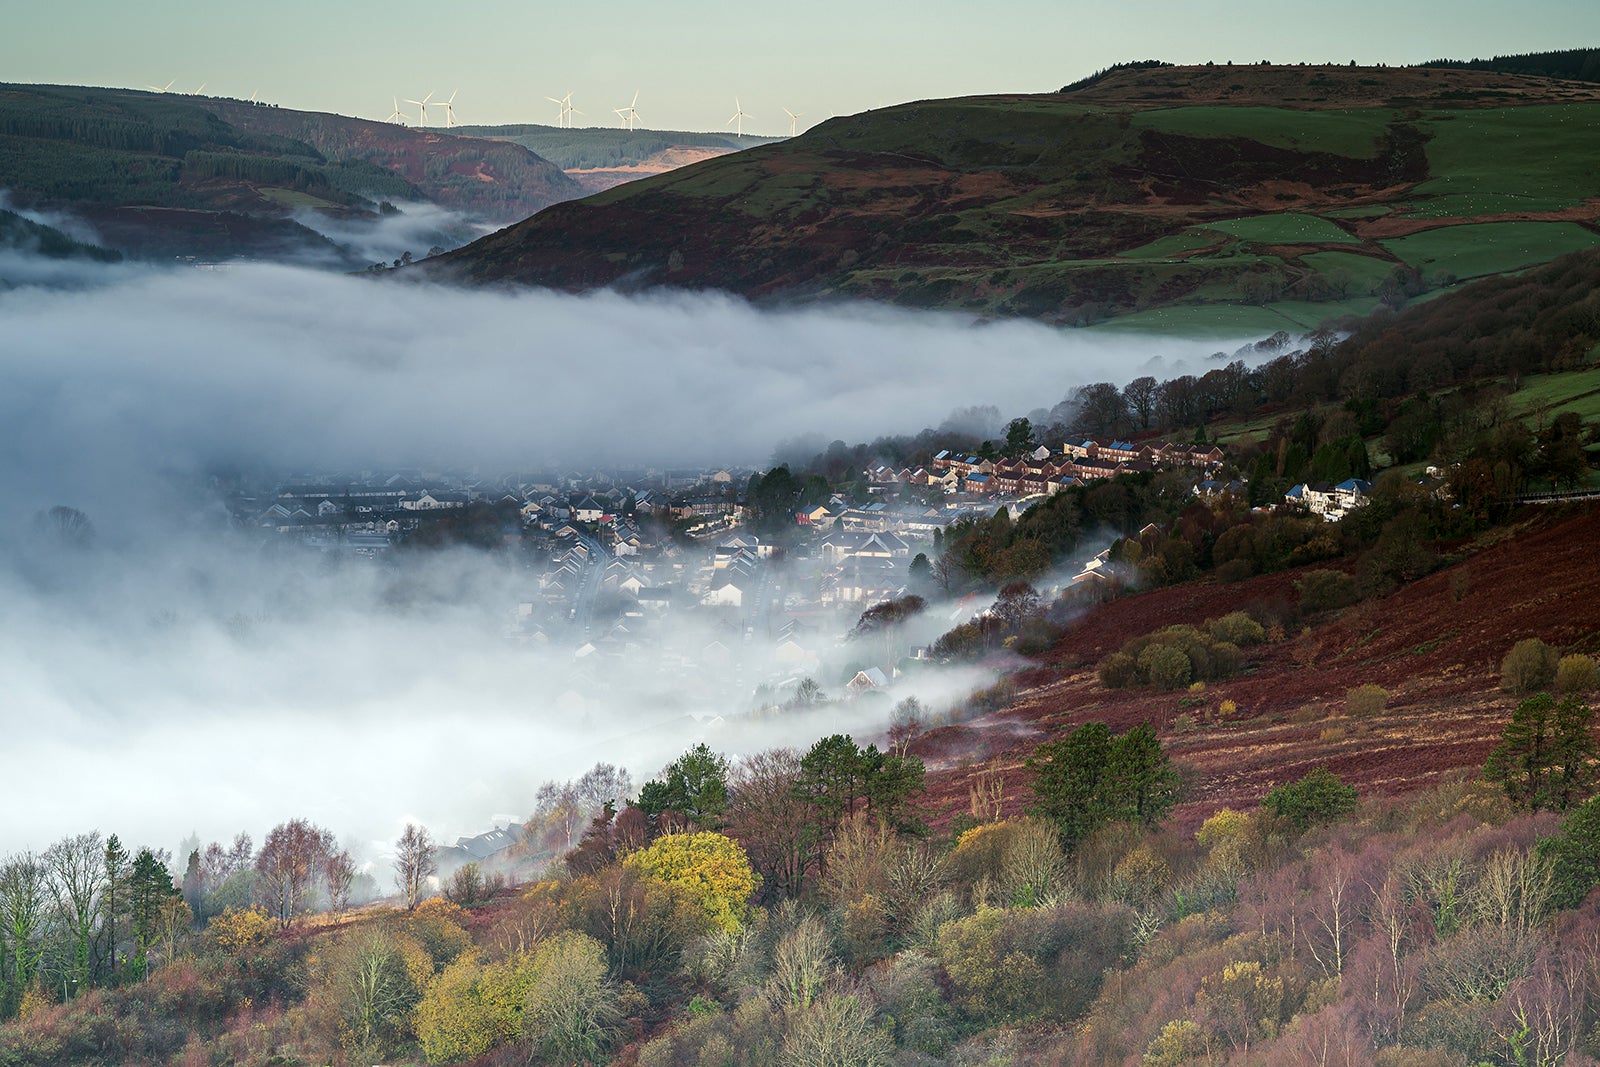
[
  {"xmin": 1401, "ymin": 193, "xmax": 1577, "ymax": 218},
  {"xmin": 1118, "ymin": 232, "xmax": 1218, "ymax": 260},
  {"xmin": 1383, "ymin": 221, "xmax": 1600, "ymax": 279},
  {"xmin": 1192, "ymin": 213, "xmax": 1359, "ymax": 244},
  {"xmin": 1324, "ymin": 205, "xmax": 1392, "ymax": 219},
  {"xmin": 1132, "ymin": 106, "xmax": 1394, "ymax": 158}
]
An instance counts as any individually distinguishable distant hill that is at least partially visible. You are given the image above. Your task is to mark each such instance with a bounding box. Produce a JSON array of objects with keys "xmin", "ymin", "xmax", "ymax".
[
  {"xmin": 451, "ymin": 124, "xmax": 783, "ymax": 194},
  {"xmin": 431, "ymin": 63, "xmax": 1600, "ymax": 332},
  {"xmin": 452, "ymin": 124, "xmax": 782, "ymax": 170},
  {"xmin": 0, "ymin": 84, "xmax": 580, "ymax": 263}
]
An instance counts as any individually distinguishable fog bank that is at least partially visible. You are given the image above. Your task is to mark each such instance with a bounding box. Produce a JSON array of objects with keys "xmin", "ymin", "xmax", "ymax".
[{"xmin": 0, "ymin": 260, "xmax": 1250, "ymax": 858}]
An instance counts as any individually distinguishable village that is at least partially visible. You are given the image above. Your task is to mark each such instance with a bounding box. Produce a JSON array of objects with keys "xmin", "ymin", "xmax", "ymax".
[{"xmin": 226, "ymin": 435, "xmax": 1382, "ymax": 720}]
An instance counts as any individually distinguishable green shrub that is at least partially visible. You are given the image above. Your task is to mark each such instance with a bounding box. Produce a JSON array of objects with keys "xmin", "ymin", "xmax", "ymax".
[
  {"xmin": 1207, "ymin": 611, "xmax": 1265, "ymax": 647},
  {"xmin": 935, "ymin": 902, "xmax": 1135, "ymax": 1025},
  {"xmin": 1556, "ymin": 654, "xmax": 1597, "ymax": 694},
  {"xmin": 1346, "ymin": 684, "xmax": 1388, "ymax": 719},
  {"xmin": 1263, "ymin": 767, "xmax": 1358, "ymax": 830},
  {"xmin": 1098, "ymin": 651, "xmax": 1138, "ymax": 689},
  {"xmin": 1214, "ymin": 558, "xmax": 1255, "ymax": 584},
  {"xmin": 1139, "ymin": 644, "xmax": 1192, "ymax": 690},
  {"xmin": 1501, "ymin": 637, "xmax": 1558, "ymax": 694},
  {"xmin": 1296, "ymin": 569, "xmax": 1359, "ymax": 613}
]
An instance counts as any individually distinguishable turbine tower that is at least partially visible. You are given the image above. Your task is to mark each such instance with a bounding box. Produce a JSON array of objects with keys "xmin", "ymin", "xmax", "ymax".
[
  {"xmin": 438, "ymin": 90, "xmax": 461, "ymax": 128},
  {"xmin": 727, "ymin": 97, "xmax": 752, "ymax": 138},
  {"xmin": 783, "ymin": 107, "xmax": 803, "ymax": 137},
  {"xmin": 405, "ymin": 91, "xmax": 435, "ymax": 127}
]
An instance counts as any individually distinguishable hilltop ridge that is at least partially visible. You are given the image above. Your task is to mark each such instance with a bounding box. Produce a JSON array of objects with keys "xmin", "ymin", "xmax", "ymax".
[
  {"xmin": 0, "ymin": 83, "xmax": 580, "ymax": 262},
  {"xmin": 431, "ymin": 63, "xmax": 1600, "ymax": 332}
]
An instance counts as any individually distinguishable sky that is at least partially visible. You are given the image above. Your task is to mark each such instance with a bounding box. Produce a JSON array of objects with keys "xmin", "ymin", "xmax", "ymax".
[{"xmin": 4, "ymin": 0, "xmax": 1598, "ymax": 134}]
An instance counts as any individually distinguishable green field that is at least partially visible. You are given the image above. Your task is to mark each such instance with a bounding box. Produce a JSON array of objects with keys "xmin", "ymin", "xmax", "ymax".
[
  {"xmin": 1132, "ymin": 106, "xmax": 1394, "ymax": 158},
  {"xmin": 1192, "ymin": 213, "xmax": 1358, "ymax": 245},
  {"xmin": 1382, "ymin": 221, "xmax": 1600, "ymax": 279},
  {"xmin": 1088, "ymin": 294, "xmax": 1380, "ymax": 338},
  {"xmin": 1511, "ymin": 367, "xmax": 1600, "ymax": 421},
  {"xmin": 1417, "ymin": 105, "xmax": 1600, "ymax": 204},
  {"xmin": 1300, "ymin": 250, "xmax": 1397, "ymax": 292}
]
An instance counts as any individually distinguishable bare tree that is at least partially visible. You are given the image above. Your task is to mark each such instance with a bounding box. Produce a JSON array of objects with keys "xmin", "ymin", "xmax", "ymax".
[
  {"xmin": 726, "ymin": 748, "xmax": 815, "ymax": 900},
  {"xmin": 255, "ymin": 819, "xmax": 333, "ymax": 927},
  {"xmin": 533, "ymin": 781, "xmax": 586, "ymax": 851},
  {"xmin": 44, "ymin": 831, "xmax": 105, "ymax": 990},
  {"xmin": 394, "ymin": 823, "xmax": 436, "ymax": 910},
  {"xmin": 888, "ymin": 697, "xmax": 924, "ymax": 758},
  {"xmin": 1073, "ymin": 382, "xmax": 1129, "ymax": 438},
  {"xmin": 324, "ymin": 848, "xmax": 357, "ymax": 922},
  {"xmin": 575, "ymin": 763, "xmax": 633, "ymax": 813},
  {"xmin": 1123, "ymin": 376, "xmax": 1159, "ymax": 431}
]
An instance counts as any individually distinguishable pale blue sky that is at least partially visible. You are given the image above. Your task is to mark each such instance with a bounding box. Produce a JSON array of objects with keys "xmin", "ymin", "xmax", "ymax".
[{"xmin": 5, "ymin": 1, "xmax": 1598, "ymax": 134}]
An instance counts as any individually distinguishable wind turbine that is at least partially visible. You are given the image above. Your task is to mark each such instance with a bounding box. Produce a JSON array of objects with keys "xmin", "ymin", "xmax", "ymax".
[
  {"xmin": 405, "ymin": 91, "xmax": 435, "ymax": 127},
  {"xmin": 545, "ymin": 91, "xmax": 575, "ymax": 127},
  {"xmin": 727, "ymin": 97, "xmax": 752, "ymax": 138},
  {"xmin": 783, "ymin": 107, "xmax": 803, "ymax": 136},
  {"xmin": 613, "ymin": 91, "xmax": 641, "ymax": 130},
  {"xmin": 386, "ymin": 97, "xmax": 407, "ymax": 124},
  {"xmin": 248, "ymin": 89, "xmax": 260, "ymax": 104},
  {"xmin": 191, "ymin": 82, "xmax": 206, "ymax": 95},
  {"xmin": 145, "ymin": 79, "xmax": 175, "ymax": 93},
  {"xmin": 438, "ymin": 90, "xmax": 461, "ymax": 128}
]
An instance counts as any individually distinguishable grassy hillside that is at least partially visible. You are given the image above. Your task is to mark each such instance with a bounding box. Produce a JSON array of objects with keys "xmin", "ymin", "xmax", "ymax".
[
  {"xmin": 0, "ymin": 84, "xmax": 580, "ymax": 261},
  {"xmin": 433, "ymin": 64, "xmax": 1600, "ymax": 327}
]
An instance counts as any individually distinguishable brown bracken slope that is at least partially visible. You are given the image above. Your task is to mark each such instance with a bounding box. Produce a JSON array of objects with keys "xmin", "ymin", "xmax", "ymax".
[{"xmin": 909, "ymin": 504, "xmax": 1600, "ymax": 833}]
